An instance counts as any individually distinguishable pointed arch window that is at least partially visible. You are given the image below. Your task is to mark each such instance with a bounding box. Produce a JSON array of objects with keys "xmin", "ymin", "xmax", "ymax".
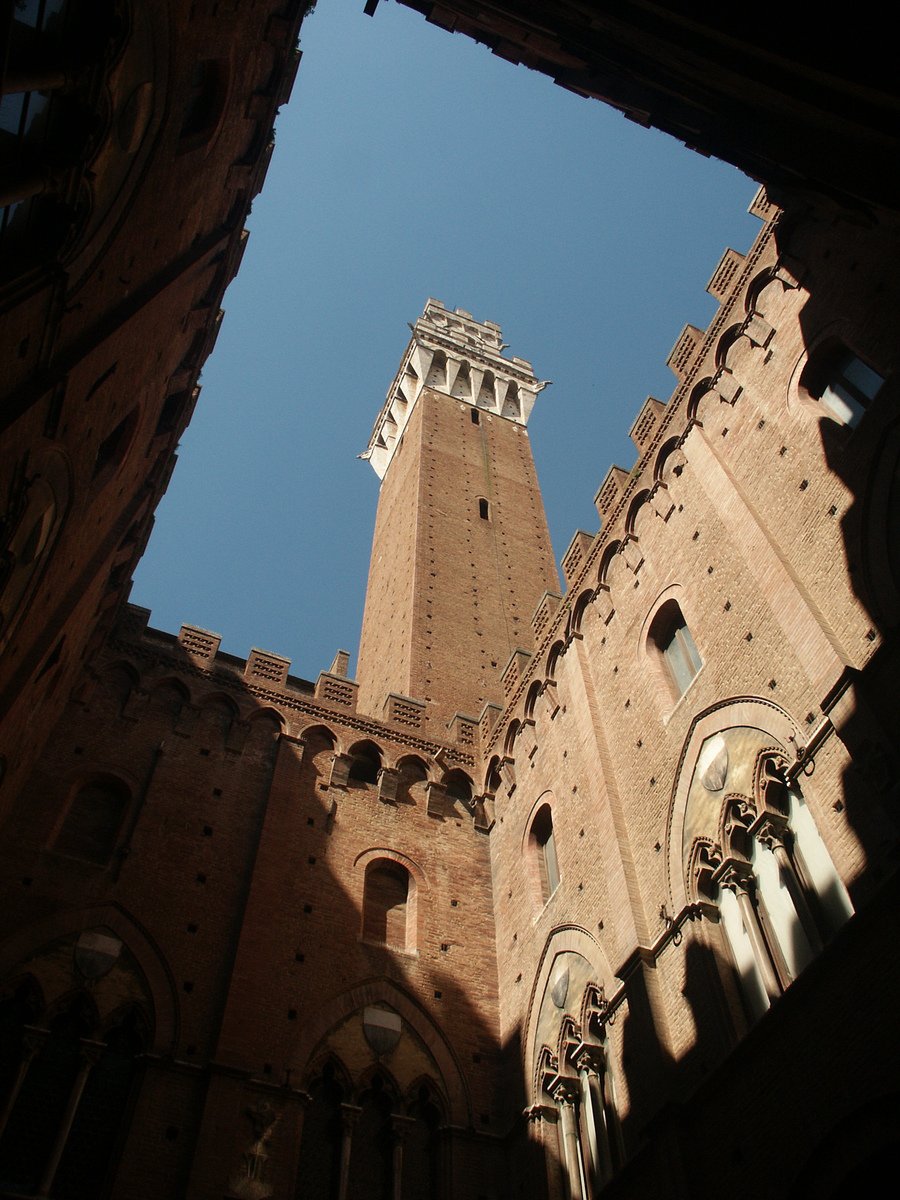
[{"xmin": 698, "ymin": 775, "xmax": 853, "ymax": 1023}]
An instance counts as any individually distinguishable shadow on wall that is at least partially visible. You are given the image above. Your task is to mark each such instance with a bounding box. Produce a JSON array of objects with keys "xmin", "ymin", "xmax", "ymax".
[
  {"xmin": 0, "ymin": 631, "xmax": 507, "ymax": 1200},
  {"xmin": 771, "ymin": 209, "xmax": 900, "ymax": 886}
]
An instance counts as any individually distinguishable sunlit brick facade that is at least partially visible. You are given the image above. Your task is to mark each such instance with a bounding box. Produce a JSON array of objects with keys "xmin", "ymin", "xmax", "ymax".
[{"xmin": 1, "ymin": 187, "xmax": 897, "ymax": 1197}]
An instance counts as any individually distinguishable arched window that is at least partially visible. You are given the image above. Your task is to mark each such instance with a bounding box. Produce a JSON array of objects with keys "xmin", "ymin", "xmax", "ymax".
[
  {"xmin": 397, "ymin": 756, "xmax": 428, "ymax": 805},
  {"xmin": 348, "ymin": 741, "xmax": 382, "ymax": 786},
  {"xmin": 531, "ymin": 804, "xmax": 560, "ymax": 902},
  {"xmin": 363, "ymin": 861, "xmax": 411, "ymax": 949},
  {"xmin": 54, "ymin": 777, "xmax": 130, "ymax": 865},
  {"xmin": 443, "ymin": 770, "xmax": 473, "ymax": 804},
  {"xmin": 697, "ymin": 775, "xmax": 853, "ymax": 1023},
  {"xmin": 801, "ymin": 342, "xmax": 884, "ymax": 429},
  {"xmin": 648, "ymin": 599, "xmax": 702, "ymax": 702}
]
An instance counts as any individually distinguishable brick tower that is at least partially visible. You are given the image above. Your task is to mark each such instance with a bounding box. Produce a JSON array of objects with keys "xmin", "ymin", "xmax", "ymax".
[{"xmin": 357, "ymin": 300, "xmax": 559, "ymax": 729}]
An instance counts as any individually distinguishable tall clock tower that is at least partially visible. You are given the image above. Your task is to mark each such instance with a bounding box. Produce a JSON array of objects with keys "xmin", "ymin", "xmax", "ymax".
[{"xmin": 356, "ymin": 300, "xmax": 559, "ymax": 729}]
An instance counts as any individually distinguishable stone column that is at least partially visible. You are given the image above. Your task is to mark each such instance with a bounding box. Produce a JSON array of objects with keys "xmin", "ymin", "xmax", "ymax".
[
  {"xmin": 552, "ymin": 1080, "xmax": 584, "ymax": 1200},
  {"xmin": 0, "ymin": 1028, "xmax": 45, "ymax": 1140},
  {"xmin": 756, "ymin": 816, "xmax": 824, "ymax": 954},
  {"xmin": 37, "ymin": 1038, "xmax": 105, "ymax": 1198},
  {"xmin": 720, "ymin": 862, "xmax": 781, "ymax": 1002},
  {"xmin": 337, "ymin": 1103, "xmax": 361, "ymax": 1200},
  {"xmin": 576, "ymin": 1048, "xmax": 611, "ymax": 1192},
  {"xmin": 391, "ymin": 1113, "xmax": 415, "ymax": 1200}
]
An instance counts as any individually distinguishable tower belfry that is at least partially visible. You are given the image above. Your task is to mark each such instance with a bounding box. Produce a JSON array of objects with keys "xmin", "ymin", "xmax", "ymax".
[{"xmin": 356, "ymin": 300, "xmax": 559, "ymax": 729}]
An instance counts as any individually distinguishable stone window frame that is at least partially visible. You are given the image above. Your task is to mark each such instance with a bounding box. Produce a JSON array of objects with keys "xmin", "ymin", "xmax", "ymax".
[{"xmin": 641, "ymin": 588, "xmax": 703, "ymax": 717}]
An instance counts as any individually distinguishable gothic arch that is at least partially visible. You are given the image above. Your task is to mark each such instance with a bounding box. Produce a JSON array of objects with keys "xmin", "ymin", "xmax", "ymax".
[
  {"xmin": 522, "ymin": 925, "xmax": 616, "ymax": 1103},
  {"xmin": 665, "ymin": 698, "xmax": 803, "ymax": 911},
  {"xmin": 288, "ymin": 979, "xmax": 471, "ymax": 1126},
  {"xmin": 0, "ymin": 904, "xmax": 179, "ymax": 1053}
]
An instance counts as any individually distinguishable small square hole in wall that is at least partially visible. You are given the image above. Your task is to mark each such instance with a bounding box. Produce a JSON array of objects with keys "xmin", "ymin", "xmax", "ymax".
[
  {"xmin": 306, "ymin": 817, "xmax": 314, "ymax": 826},
  {"xmin": 183, "ymin": 981, "xmax": 193, "ymax": 993},
  {"xmin": 295, "ymin": 951, "xmax": 305, "ymax": 962},
  {"xmin": 263, "ymin": 1063, "xmax": 272, "ymax": 1076},
  {"xmin": 287, "ymin": 1009, "xmax": 297, "ymax": 1021},
  {"xmin": 450, "ymin": 899, "xmax": 458, "ymax": 907},
  {"xmin": 441, "ymin": 943, "xmax": 449, "ymax": 952},
  {"xmin": 165, "ymin": 1127, "xmax": 179, "ymax": 1142},
  {"xmin": 434, "ymin": 990, "xmax": 442, "ymax": 999},
  {"xmin": 74, "ymin": 746, "xmax": 84, "ymax": 755},
  {"xmin": 185, "ymin": 1045, "xmax": 196, "ymax": 1056},
  {"xmin": 202, "ymin": 825, "xmax": 213, "ymax": 837},
  {"xmin": 303, "ymin": 903, "xmax": 312, "ymax": 914},
  {"xmin": 187, "ymin": 923, "xmax": 198, "ymax": 934},
  {"xmin": 196, "ymin": 872, "xmax": 206, "ymax": 884},
  {"xmin": 212, "ymin": 787, "xmax": 222, "ymax": 797},
  {"xmin": 308, "ymin": 856, "xmax": 316, "ymax": 865},
  {"xmin": 199, "ymin": 748, "xmax": 210, "ymax": 756}
]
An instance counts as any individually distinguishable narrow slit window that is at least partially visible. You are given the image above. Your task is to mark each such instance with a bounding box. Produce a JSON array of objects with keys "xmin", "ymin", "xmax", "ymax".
[{"xmin": 478, "ymin": 498, "xmax": 490, "ymax": 520}]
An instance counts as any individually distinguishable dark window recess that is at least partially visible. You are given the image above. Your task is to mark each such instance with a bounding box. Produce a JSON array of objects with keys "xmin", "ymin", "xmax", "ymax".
[
  {"xmin": 156, "ymin": 392, "xmax": 186, "ymax": 436},
  {"xmin": 471, "ymin": 408, "xmax": 480, "ymax": 424},
  {"xmin": 54, "ymin": 779, "xmax": 129, "ymax": 865},
  {"xmin": 478, "ymin": 498, "xmax": 490, "ymax": 520},
  {"xmin": 93, "ymin": 410, "xmax": 137, "ymax": 480}
]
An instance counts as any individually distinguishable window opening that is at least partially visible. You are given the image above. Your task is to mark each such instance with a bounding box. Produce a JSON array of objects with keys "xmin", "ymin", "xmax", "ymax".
[
  {"xmin": 531, "ymin": 805, "xmax": 560, "ymax": 900},
  {"xmin": 363, "ymin": 861, "xmax": 410, "ymax": 948},
  {"xmin": 803, "ymin": 345, "xmax": 884, "ymax": 429},
  {"xmin": 478, "ymin": 498, "xmax": 490, "ymax": 520},
  {"xmin": 649, "ymin": 600, "xmax": 701, "ymax": 701}
]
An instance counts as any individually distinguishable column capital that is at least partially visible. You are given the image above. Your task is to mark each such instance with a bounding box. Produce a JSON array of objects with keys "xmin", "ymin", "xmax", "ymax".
[
  {"xmin": 551, "ymin": 1078, "xmax": 580, "ymax": 1107},
  {"xmin": 575, "ymin": 1045, "xmax": 606, "ymax": 1075}
]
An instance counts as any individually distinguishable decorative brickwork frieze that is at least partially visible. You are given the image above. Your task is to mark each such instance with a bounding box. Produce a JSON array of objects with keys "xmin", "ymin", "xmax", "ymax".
[
  {"xmin": 561, "ymin": 531, "xmax": 596, "ymax": 586},
  {"xmin": 594, "ymin": 466, "xmax": 630, "ymax": 521},
  {"xmin": 629, "ymin": 397, "xmax": 666, "ymax": 452},
  {"xmin": 531, "ymin": 592, "xmax": 563, "ymax": 641},
  {"xmin": 384, "ymin": 693, "xmax": 425, "ymax": 730},
  {"xmin": 707, "ymin": 248, "xmax": 747, "ymax": 301},
  {"xmin": 448, "ymin": 713, "xmax": 477, "ymax": 747},
  {"xmin": 749, "ymin": 185, "xmax": 778, "ymax": 220},
  {"xmin": 480, "ymin": 703, "xmax": 502, "ymax": 742},
  {"xmin": 245, "ymin": 648, "xmax": 290, "ymax": 688},
  {"xmin": 315, "ymin": 673, "xmax": 358, "ymax": 710},
  {"xmin": 502, "ymin": 650, "xmax": 533, "ymax": 699},
  {"xmin": 667, "ymin": 324, "xmax": 705, "ymax": 380},
  {"xmin": 178, "ymin": 624, "xmax": 221, "ymax": 663}
]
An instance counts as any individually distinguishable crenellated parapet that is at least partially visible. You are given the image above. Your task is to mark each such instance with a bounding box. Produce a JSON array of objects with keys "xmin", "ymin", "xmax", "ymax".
[
  {"xmin": 484, "ymin": 187, "xmax": 796, "ymax": 757},
  {"xmin": 361, "ymin": 299, "xmax": 549, "ymax": 479}
]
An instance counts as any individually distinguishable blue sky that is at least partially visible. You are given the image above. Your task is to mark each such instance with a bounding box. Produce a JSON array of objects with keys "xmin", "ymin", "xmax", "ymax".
[{"xmin": 132, "ymin": 0, "xmax": 761, "ymax": 683}]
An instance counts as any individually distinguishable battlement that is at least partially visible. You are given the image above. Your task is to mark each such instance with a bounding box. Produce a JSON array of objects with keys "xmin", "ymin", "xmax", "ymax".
[{"xmin": 362, "ymin": 299, "xmax": 549, "ymax": 480}]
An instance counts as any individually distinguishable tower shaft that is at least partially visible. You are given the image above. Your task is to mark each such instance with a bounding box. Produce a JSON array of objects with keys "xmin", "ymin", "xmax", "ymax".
[{"xmin": 357, "ymin": 301, "xmax": 558, "ymax": 728}]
